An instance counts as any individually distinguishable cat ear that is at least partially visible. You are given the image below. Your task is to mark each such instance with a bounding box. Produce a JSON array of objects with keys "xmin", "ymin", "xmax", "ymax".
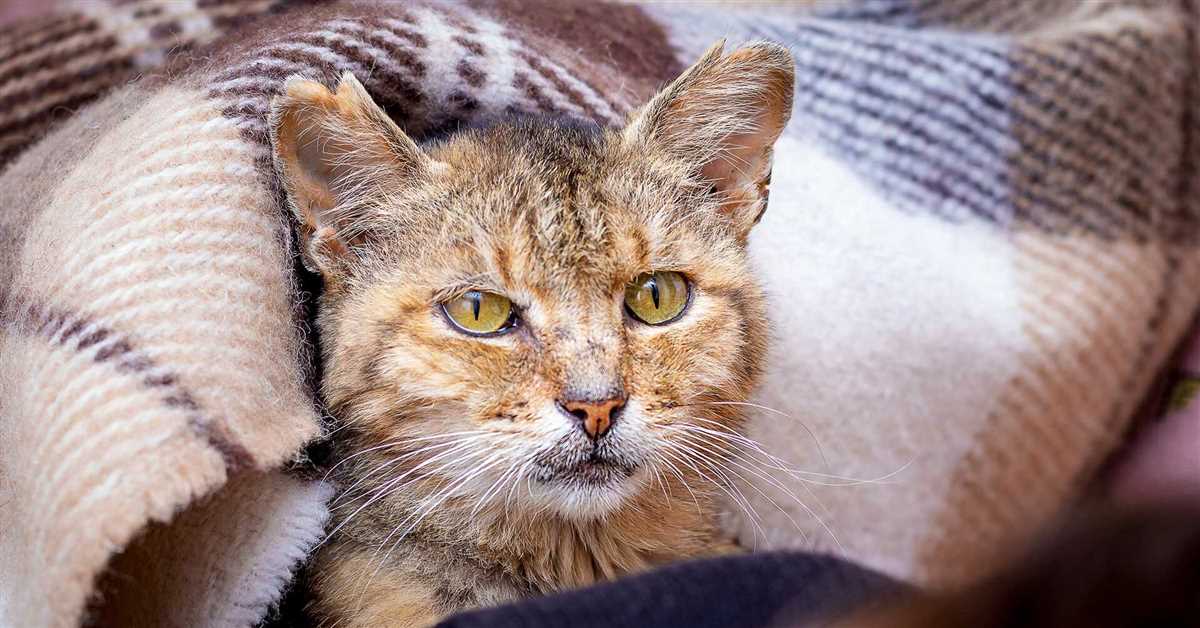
[
  {"xmin": 624, "ymin": 41, "xmax": 794, "ymax": 236},
  {"xmin": 270, "ymin": 72, "xmax": 439, "ymax": 278}
]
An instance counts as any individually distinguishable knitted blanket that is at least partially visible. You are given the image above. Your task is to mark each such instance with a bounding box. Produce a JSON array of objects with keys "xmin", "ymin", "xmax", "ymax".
[{"xmin": 1, "ymin": 1, "xmax": 1197, "ymax": 627}]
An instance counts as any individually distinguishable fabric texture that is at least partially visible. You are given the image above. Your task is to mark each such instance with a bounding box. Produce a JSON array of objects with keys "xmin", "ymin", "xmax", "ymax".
[
  {"xmin": 1, "ymin": 1, "xmax": 1199, "ymax": 627},
  {"xmin": 0, "ymin": 0, "xmax": 303, "ymax": 169},
  {"xmin": 649, "ymin": 0, "xmax": 1200, "ymax": 586}
]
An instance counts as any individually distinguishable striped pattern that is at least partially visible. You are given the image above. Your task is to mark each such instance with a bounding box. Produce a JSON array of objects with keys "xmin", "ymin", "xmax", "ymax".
[
  {"xmin": 651, "ymin": 0, "xmax": 1200, "ymax": 588},
  {"xmin": 0, "ymin": 85, "xmax": 319, "ymax": 628},
  {"xmin": 0, "ymin": 0, "xmax": 307, "ymax": 171},
  {"xmin": 738, "ymin": 3, "xmax": 1199, "ymax": 238},
  {"xmin": 4, "ymin": 0, "xmax": 1200, "ymax": 621},
  {"xmin": 0, "ymin": 3, "xmax": 670, "ymax": 626},
  {"xmin": 204, "ymin": 3, "xmax": 628, "ymax": 159},
  {"xmin": 786, "ymin": 19, "xmax": 1019, "ymax": 224}
]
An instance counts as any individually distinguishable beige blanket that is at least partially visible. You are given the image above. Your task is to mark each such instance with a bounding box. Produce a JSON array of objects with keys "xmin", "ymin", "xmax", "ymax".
[{"xmin": 2, "ymin": 1, "xmax": 1198, "ymax": 626}]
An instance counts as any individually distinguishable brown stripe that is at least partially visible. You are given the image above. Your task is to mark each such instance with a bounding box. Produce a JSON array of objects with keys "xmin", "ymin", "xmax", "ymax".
[
  {"xmin": 0, "ymin": 12, "xmax": 88, "ymax": 48},
  {"xmin": 467, "ymin": 0, "xmax": 683, "ymax": 88},
  {"xmin": 513, "ymin": 71, "xmax": 560, "ymax": 115},
  {"xmin": 456, "ymin": 58, "xmax": 486, "ymax": 88},
  {"xmin": 0, "ymin": 36, "xmax": 122, "ymax": 104},
  {"xmin": 448, "ymin": 90, "xmax": 480, "ymax": 113},
  {"xmin": 197, "ymin": 0, "xmax": 256, "ymax": 7},
  {"xmin": 328, "ymin": 23, "xmax": 427, "ymax": 73},
  {"xmin": 380, "ymin": 5, "xmax": 419, "ymax": 25},
  {"xmin": 439, "ymin": 7, "xmax": 479, "ymax": 35},
  {"xmin": 214, "ymin": 45, "xmax": 424, "ymax": 130},
  {"xmin": 0, "ymin": 14, "xmax": 98, "ymax": 65},
  {"xmin": 150, "ymin": 20, "xmax": 184, "ymax": 41},
  {"xmin": 0, "ymin": 13, "xmax": 60, "ymax": 39},
  {"xmin": 0, "ymin": 61, "xmax": 135, "ymax": 140},
  {"xmin": 133, "ymin": 6, "xmax": 164, "ymax": 19},
  {"xmin": 452, "ymin": 34, "xmax": 485, "ymax": 56},
  {"xmin": 0, "ymin": 293, "xmax": 256, "ymax": 471},
  {"xmin": 292, "ymin": 32, "xmax": 426, "ymax": 91},
  {"xmin": 518, "ymin": 51, "xmax": 602, "ymax": 122},
  {"xmin": 374, "ymin": 19, "xmax": 428, "ymax": 48}
]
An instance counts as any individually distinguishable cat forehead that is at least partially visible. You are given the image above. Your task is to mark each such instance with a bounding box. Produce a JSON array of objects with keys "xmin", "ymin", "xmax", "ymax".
[
  {"xmin": 366, "ymin": 122, "xmax": 723, "ymax": 286},
  {"xmin": 411, "ymin": 124, "xmax": 684, "ymax": 236},
  {"xmin": 435, "ymin": 127, "xmax": 603, "ymax": 198}
]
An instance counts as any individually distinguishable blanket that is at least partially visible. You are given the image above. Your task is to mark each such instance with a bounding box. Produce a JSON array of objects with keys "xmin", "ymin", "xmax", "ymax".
[{"xmin": 1, "ymin": 1, "xmax": 1198, "ymax": 627}]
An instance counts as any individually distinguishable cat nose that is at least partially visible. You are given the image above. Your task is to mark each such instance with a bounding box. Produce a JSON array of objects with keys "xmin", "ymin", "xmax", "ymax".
[{"xmin": 558, "ymin": 396, "xmax": 626, "ymax": 439}]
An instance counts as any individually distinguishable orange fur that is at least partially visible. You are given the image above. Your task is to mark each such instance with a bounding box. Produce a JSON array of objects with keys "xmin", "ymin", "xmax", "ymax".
[{"xmin": 270, "ymin": 43, "xmax": 794, "ymax": 625}]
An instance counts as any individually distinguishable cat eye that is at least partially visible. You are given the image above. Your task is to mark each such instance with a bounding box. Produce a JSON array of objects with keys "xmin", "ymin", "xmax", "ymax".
[
  {"xmin": 625, "ymin": 271, "xmax": 690, "ymax": 325},
  {"xmin": 442, "ymin": 291, "xmax": 516, "ymax": 335}
]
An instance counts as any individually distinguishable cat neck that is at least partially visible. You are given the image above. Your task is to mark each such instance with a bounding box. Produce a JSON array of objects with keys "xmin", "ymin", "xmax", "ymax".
[{"xmin": 451, "ymin": 485, "xmax": 723, "ymax": 592}]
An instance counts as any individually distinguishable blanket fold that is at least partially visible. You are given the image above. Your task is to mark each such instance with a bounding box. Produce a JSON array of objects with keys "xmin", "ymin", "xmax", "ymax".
[{"xmin": 1, "ymin": 1, "xmax": 1198, "ymax": 627}]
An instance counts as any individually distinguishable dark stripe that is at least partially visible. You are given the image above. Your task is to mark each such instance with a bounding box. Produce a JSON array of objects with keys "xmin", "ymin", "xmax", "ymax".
[
  {"xmin": 0, "ymin": 62, "xmax": 131, "ymax": 140},
  {"xmin": 375, "ymin": 19, "xmax": 429, "ymax": 48},
  {"xmin": 290, "ymin": 33, "xmax": 426, "ymax": 102},
  {"xmin": 440, "ymin": 7, "xmax": 479, "ymax": 35},
  {"xmin": 448, "ymin": 90, "xmax": 480, "ymax": 113},
  {"xmin": 0, "ymin": 12, "xmax": 65, "ymax": 39},
  {"xmin": 514, "ymin": 72, "xmax": 559, "ymax": 115},
  {"xmin": 795, "ymin": 21, "xmax": 1176, "ymax": 235},
  {"xmin": 0, "ymin": 14, "xmax": 96, "ymax": 62},
  {"xmin": 456, "ymin": 58, "xmax": 485, "ymax": 88},
  {"xmin": 0, "ymin": 293, "xmax": 256, "ymax": 471},
  {"xmin": 95, "ymin": 340, "xmax": 133, "ymax": 363},
  {"xmin": 144, "ymin": 373, "xmax": 177, "ymax": 387},
  {"xmin": 452, "ymin": 34, "xmax": 485, "ymax": 56},
  {"xmin": 921, "ymin": 0, "xmax": 996, "ymax": 28},
  {"xmin": 133, "ymin": 6, "xmax": 164, "ymax": 19},
  {"xmin": 150, "ymin": 20, "xmax": 183, "ymax": 41},
  {"xmin": 0, "ymin": 37, "xmax": 122, "ymax": 108},
  {"xmin": 518, "ymin": 51, "xmax": 603, "ymax": 123},
  {"xmin": 76, "ymin": 328, "xmax": 109, "ymax": 350},
  {"xmin": 329, "ymin": 24, "xmax": 426, "ymax": 74}
]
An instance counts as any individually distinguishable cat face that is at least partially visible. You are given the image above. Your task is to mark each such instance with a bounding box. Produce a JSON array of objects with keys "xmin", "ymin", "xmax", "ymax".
[{"xmin": 272, "ymin": 43, "xmax": 793, "ymax": 521}]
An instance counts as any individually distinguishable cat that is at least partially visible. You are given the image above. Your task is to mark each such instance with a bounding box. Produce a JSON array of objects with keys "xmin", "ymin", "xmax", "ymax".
[{"xmin": 269, "ymin": 41, "xmax": 794, "ymax": 626}]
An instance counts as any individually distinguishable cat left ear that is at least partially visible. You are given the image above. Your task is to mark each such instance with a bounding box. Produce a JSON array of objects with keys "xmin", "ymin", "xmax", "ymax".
[
  {"xmin": 624, "ymin": 41, "xmax": 794, "ymax": 237},
  {"xmin": 270, "ymin": 72, "xmax": 440, "ymax": 280}
]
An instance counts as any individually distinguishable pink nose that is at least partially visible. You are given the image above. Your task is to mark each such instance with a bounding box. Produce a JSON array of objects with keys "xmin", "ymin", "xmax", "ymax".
[{"xmin": 559, "ymin": 397, "xmax": 625, "ymax": 439}]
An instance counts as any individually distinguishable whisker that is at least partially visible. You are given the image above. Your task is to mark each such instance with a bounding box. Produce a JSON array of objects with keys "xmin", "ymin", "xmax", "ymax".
[
  {"xmin": 671, "ymin": 429, "xmax": 843, "ymax": 552},
  {"xmin": 330, "ymin": 438, "xmax": 481, "ymax": 507},
  {"xmin": 678, "ymin": 418, "xmax": 910, "ymax": 486},
  {"xmin": 659, "ymin": 443, "xmax": 765, "ymax": 549},
  {"xmin": 469, "ymin": 454, "xmax": 527, "ymax": 520},
  {"xmin": 683, "ymin": 400, "xmax": 830, "ymax": 471},
  {"xmin": 324, "ymin": 429, "xmax": 488, "ymax": 483},
  {"xmin": 655, "ymin": 451, "xmax": 704, "ymax": 519},
  {"xmin": 359, "ymin": 452, "xmax": 509, "ymax": 602},
  {"xmin": 504, "ymin": 458, "xmax": 535, "ymax": 518},
  {"xmin": 320, "ymin": 440, "xmax": 479, "ymax": 546},
  {"xmin": 671, "ymin": 436, "xmax": 814, "ymax": 547}
]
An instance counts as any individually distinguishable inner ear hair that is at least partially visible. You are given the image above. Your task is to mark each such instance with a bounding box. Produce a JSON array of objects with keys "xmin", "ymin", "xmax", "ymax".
[
  {"xmin": 269, "ymin": 72, "xmax": 437, "ymax": 279},
  {"xmin": 624, "ymin": 41, "xmax": 795, "ymax": 236}
]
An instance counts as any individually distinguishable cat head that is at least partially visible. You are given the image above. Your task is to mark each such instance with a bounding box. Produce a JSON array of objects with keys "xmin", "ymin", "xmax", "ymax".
[{"xmin": 271, "ymin": 42, "xmax": 793, "ymax": 522}]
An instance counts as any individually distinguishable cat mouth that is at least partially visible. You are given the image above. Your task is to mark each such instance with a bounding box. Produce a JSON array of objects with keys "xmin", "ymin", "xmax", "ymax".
[{"xmin": 539, "ymin": 452, "xmax": 637, "ymax": 486}]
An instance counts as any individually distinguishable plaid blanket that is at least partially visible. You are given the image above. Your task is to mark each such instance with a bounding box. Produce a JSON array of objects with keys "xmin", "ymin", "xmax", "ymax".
[{"xmin": 1, "ymin": 1, "xmax": 1197, "ymax": 626}]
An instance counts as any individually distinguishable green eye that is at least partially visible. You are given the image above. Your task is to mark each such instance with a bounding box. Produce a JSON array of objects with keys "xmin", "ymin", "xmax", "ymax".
[
  {"xmin": 625, "ymin": 271, "xmax": 690, "ymax": 325},
  {"xmin": 442, "ymin": 291, "xmax": 515, "ymax": 335}
]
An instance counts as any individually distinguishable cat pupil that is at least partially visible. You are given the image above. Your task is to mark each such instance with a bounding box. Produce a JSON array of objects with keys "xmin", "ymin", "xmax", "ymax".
[
  {"xmin": 471, "ymin": 292, "xmax": 481, "ymax": 320},
  {"xmin": 649, "ymin": 279, "xmax": 660, "ymax": 309}
]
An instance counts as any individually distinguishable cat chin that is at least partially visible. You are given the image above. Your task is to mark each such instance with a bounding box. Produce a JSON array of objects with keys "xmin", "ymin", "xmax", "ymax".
[{"xmin": 526, "ymin": 467, "xmax": 646, "ymax": 521}]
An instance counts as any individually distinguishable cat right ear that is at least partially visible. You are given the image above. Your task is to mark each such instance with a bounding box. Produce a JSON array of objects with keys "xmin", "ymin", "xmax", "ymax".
[
  {"xmin": 270, "ymin": 72, "xmax": 439, "ymax": 280},
  {"xmin": 623, "ymin": 41, "xmax": 794, "ymax": 239}
]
